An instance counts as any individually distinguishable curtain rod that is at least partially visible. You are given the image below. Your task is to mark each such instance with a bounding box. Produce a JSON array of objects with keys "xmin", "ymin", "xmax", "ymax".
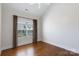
[
  {"xmin": 13, "ymin": 15, "xmax": 36, "ymax": 20},
  {"xmin": 18, "ymin": 16, "xmax": 34, "ymax": 20}
]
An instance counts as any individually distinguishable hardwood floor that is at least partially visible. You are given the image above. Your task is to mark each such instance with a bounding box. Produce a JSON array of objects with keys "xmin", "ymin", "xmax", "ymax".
[{"xmin": 1, "ymin": 41, "xmax": 79, "ymax": 56}]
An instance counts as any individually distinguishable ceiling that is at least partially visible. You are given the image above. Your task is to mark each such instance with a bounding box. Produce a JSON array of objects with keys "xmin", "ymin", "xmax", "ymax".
[{"xmin": 5, "ymin": 3, "xmax": 51, "ymax": 17}]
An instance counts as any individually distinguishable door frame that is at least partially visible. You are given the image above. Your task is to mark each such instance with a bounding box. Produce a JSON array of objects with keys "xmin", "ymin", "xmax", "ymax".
[
  {"xmin": 13, "ymin": 15, "xmax": 17, "ymax": 48},
  {"xmin": 13, "ymin": 15, "xmax": 37, "ymax": 48}
]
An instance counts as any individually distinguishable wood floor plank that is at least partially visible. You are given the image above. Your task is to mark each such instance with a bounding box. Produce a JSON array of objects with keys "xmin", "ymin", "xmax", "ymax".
[{"xmin": 1, "ymin": 41, "xmax": 79, "ymax": 56}]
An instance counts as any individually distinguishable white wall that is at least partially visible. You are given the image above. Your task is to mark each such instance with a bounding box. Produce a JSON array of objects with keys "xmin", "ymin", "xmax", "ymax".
[
  {"xmin": 42, "ymin": 3, "xmax": 79, "ymax": 53},
  {"xmin": 0, "ymin": 3, "xmax": 1, "ymax": 52},
  {"xmin": 1, "ymin": 4, "xmax": 42, "ymax": 50}
]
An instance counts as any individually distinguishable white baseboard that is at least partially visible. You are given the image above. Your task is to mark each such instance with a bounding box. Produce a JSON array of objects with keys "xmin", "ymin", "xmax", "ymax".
[
  {"xmin": 1, "ymin": 40, "xmax": 42, "ymax": 51},
  {"xmin": 1, "ymin": 45, "xmax": 13, "ymax": 51},
  {"xmin": 43, "ymin": 40, "xmax": 79, "ymax": 54}
]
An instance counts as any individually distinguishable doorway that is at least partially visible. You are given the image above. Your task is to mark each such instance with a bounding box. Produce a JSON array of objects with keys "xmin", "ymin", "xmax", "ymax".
[{"xmin": 13, "ymin": 15, "xmax": 37, "ymax": 48}]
